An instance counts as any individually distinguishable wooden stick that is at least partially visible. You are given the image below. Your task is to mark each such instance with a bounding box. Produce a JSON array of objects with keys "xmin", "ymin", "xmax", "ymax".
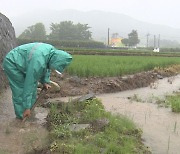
[{"xmin": 22, "ymin": 88, "xmax": 49, "ymax": 123}]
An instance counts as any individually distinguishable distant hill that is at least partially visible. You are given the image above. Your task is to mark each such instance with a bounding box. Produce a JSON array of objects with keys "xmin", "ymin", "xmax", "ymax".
[{"xmin": 8, "ymin": 9, "xmax": 180, "ymax": 46}]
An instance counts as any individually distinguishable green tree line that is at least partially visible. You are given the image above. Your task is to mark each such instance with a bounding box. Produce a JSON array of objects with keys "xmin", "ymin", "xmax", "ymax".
[
  {"xmin": 18, "ymin": 21, "xmax": 141, "ymax": 48},
  {"xmin": 18, "ymin": 21, "xmax": 92, "ymax": 41}
]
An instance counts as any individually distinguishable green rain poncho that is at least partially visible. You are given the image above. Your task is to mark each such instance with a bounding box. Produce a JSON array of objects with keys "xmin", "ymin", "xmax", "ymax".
[{"xmin": 3, "ymin": 43, "xmax": 72, "ymax": 119}]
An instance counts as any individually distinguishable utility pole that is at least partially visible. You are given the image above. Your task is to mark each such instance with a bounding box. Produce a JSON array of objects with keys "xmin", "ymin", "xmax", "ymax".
[
  {"xmin": 154, "ymin": 35, "xmax": 156, "ymax": 49},
  {"xmin": 158, "ymin": 34, "xmax": 160, "ymax": 48},
  {"xmin": 108, "ymin": 28, "xmax": 110, "ymax": 46},
  {"xmin": 146, "ymin": 33, "xmax": 150, "ymax": 48}
]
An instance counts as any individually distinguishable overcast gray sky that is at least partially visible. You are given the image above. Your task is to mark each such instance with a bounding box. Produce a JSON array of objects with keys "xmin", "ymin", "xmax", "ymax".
[{"xmin": 1, "ymin": 0, "xmax": 180, "ymax": 29}]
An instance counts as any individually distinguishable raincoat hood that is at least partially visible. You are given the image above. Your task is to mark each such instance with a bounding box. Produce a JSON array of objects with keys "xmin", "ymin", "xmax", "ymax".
[{"xmin": 49, "ymin": 50, "xmax": 72, "ymax": 73}]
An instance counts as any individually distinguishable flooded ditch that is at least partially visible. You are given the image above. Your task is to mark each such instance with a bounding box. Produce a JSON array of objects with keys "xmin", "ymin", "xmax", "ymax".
[
  {"xmin": 1, "ymin": 74, "xmax": 180, "ymax": 153},
  {"xmin": 58, "ymin": 75, "xmax": 180, "ymax": 154},
  {"xmin": 98, "ymin": 75, "xmax": 180, "ymax": 154}
]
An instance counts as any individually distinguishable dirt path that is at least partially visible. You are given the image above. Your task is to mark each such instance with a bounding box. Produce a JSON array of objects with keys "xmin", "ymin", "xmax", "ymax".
[
  {"xmin": 98, "ymin": 75, "xmax": 180, "ymax": 154},
  {"xmin": 0, "ymin": 89, "xmax": 49, "ymax": 154}
]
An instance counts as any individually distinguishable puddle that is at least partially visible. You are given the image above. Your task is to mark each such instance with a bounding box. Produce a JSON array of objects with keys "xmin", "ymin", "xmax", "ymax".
[
  {"xmin": 0, "ymin": 88, "xmax": 49, "ymax": 154},
  {"xmin": 98, "ymin": 75, "xmax": 180, "ymax": 154}
]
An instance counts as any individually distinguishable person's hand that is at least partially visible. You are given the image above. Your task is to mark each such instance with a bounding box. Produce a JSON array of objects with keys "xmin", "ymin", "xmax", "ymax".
[
  {"xmin": 43, "ymin": 83, "xmax": 51, "ymax": 90},
  {"xmin": 23, "ymin": 109, "xmax": 31, "ymax": 118}
]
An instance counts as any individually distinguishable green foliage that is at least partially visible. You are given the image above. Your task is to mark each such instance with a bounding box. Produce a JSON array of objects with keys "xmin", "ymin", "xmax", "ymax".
[
  {"xmin": 67, "ymin": 55, "xmax": 180, "ymax": 77},
  {"xmin": 17, "ymin": 38, "xmax": 105, "ymax": 48},
  {"xmin": 121, "ymin": 38, "xmax": 129, "ymax": 46},
  {"xmin": 167, "ymin": 95, "xmax": 180, "ymax": 112},
  {"xmin": 80, "ymin": 99, "xmax": 106, "ymax": 122},
  {"xmin": 154, "ymin": 94, "xmax": 180, "ymax": 112},
  {"xmin": 18, "ymin": 23, "xmax": 46, "ymax": 40},
  {"xmin": 49, "ymin": 21, "xmax": 92, "ymax": 40},
  {"xmin": 48, "ymin": 103, "xmax": 79, "ymax": 127},
  {"xmin": 121, "ymin": 30, "xmax": 140, "ymax": 47},
  {"xmin": 47, "ymin": 99, "xmax": 149, "ymax": 153},
  {"xmin": 128, "ymin": 30, "xmax": 140, "ymax": 47}
]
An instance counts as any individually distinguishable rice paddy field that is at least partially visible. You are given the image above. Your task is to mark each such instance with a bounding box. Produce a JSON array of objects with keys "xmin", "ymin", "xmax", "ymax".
[
  {"xmin": 67, "ymin": 55, "xmax": 180, "ymax": 77},
  {"xmin": 61, "ymin": 47, "xmax": 180, "ymax": 57}
]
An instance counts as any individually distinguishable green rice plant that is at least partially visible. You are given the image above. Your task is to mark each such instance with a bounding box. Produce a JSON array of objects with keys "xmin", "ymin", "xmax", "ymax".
[
  {"xmin": 167, "ymin": 95, "xmax": 180, "ymax": 112},
  {"xmin": 66, "ymin": 55, "xmax": 180, "ymax": 77}
]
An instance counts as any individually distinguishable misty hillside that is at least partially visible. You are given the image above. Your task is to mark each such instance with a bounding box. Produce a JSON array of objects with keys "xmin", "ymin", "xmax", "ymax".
[{"xmin": 9, "ymin": 9, "xmax": 180, "ymax": 44}]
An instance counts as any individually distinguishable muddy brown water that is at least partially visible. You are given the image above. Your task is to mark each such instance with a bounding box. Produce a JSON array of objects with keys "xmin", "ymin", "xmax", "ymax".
[
  {"xmin": 1, "ymin": 75, "xmax": 180, "ymax": 154},
  {"xmin": 98, "ymin": 75, "xmax": 180, "ymax": 154}
]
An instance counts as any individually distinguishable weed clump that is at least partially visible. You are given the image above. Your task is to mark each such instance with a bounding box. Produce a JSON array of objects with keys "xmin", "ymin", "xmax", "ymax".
[
  {"xmin": 46, "ymin": 98, "xmax": 150, "ymax": 153},
  {"xmin": 167, "ymin": 95, "xmax": 180, "ymax": 112}
]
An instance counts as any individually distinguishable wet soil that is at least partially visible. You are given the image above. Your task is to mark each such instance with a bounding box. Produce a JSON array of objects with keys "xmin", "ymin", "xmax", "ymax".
[{"xmin": 0, "ymin": 89, "xmax": 49, "ymax": 154}]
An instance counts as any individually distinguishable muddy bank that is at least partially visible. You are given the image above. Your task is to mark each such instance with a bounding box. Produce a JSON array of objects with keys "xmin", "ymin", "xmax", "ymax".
[{"xmin": 50, "ymin": 65, "xmax": 180, "ymax": 97}]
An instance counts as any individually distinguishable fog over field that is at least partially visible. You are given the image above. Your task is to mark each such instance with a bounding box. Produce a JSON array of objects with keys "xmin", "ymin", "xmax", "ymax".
[{"xmin": 1, "ymin": 0, "xmax": 180, "ymax": 44}]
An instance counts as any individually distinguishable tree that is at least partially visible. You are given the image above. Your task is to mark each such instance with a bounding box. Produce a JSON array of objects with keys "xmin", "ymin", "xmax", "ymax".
[
  {"xmin": 18, "ymin": 23, "xmax": 46, "ymax": 40},
  {"xmin": 121, "ymin": 38, "xmax": 129, "ymax": 46},
  {"xmin": 128, "ymin": 30, "xmax": 140, "ymax": 47},
  {"xmin": 49, "ymin": 21, "xmax": 92, "ymax": 40},
  {"xmin": 75, "ymin": 23, "xmax": 92, "ymax": 40}
]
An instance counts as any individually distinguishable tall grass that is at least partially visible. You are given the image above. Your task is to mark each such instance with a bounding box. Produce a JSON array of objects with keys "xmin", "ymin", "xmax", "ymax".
[{"xmin": 67, "ymin": 55, "xmax": 180, "ymax": 77}]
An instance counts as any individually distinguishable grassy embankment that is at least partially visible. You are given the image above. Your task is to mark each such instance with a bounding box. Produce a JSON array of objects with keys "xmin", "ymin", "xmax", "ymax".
[
  {"xmin": 61, "ymin": 47, "xmax": 180, "ymax": 57},
  {"xmin": 66, "ymin": 55, "xmax": 180, "ymax": 77},
  {"xmin": 46, "ymin": 98, "xmax": 150, "ymax": 153}
]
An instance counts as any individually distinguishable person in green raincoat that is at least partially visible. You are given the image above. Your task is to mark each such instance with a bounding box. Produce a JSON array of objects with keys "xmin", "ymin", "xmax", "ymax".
[{"xmin": 2, "ymin": 42, "xmax": 72, "ymax": 119}]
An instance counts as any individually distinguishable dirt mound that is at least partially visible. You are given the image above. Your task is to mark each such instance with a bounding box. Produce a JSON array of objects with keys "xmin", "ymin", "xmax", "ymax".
[{"xmin": 49, "ymin": 65, "xmax": 180, "ymax": 97}]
